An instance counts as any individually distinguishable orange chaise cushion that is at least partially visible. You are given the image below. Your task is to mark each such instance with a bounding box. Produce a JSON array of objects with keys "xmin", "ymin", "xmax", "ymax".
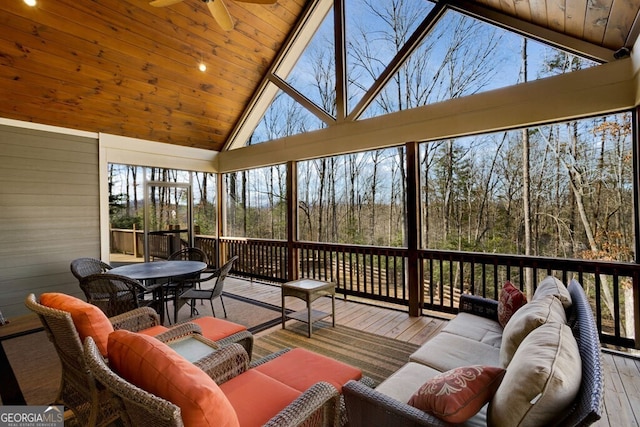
[
  {"xmin": 40, "ymin": 292, "xmax": 114, "ymax": 356},
  {"xmin": 138, "ymin": 324, "xmax": 170, "ymax": 336},
  {"xmin": 219, "ymin": 369, "xmax": 301, "ymax": 427},
  {"xmin": 253, "ymin": 347, "xmax": 362, "ymax": 393},
  {"xmin": 108, "ymin": 329, "xmax": 240, "ymax": 427},
  {"xmin": 189, "ymin": 317, "xmax": 247, "ymax": 341}
]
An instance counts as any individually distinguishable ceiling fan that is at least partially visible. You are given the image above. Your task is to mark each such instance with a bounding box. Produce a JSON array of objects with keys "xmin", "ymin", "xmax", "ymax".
[{"xmin": 150, "ymin": 0, "xmax": 276, "ymax": 31}]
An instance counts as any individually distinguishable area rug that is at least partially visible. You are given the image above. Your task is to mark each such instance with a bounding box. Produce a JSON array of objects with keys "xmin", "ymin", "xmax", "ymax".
[
  {"xmin": 199, "ymin": 292, "xmax": 282, "ymax": 333},
  {"xmin": 252, "ymin": 321, "xmax": 419, "ymax": 386}
]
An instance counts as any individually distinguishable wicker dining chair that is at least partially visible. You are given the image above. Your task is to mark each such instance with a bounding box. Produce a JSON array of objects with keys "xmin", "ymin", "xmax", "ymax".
[
  {"xmin": 70, "ymin": 257, "xmax": 112, "ymax": 282},
  {"xmin": 79, "ymin": 273, "xmax": 159, "ymax": 318}
]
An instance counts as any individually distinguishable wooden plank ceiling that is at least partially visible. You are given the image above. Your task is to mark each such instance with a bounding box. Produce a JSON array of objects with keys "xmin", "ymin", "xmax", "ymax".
[{"xmin": 0, "ymin": 0, "xmax": 639, "ymax": 153}]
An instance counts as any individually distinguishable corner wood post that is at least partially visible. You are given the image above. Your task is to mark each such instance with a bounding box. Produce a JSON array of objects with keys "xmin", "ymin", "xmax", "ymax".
[{"xmin": 406, "ymin": 141, "xmax": 421, "ymax": 317}]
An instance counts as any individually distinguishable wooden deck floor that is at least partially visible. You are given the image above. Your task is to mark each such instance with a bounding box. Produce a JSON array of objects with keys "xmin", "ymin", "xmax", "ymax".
[{"xmin": 223, "ymin": 277, "xmax": 640, "ymax": 427}]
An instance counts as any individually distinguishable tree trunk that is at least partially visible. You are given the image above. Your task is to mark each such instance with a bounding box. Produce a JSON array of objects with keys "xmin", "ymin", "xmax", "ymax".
[{"xmin": 521, "ymin": 39, "xmax": 533, "ymax": 298}]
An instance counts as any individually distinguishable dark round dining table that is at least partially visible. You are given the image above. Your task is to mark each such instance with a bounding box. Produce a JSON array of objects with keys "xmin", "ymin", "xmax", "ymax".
[
  {"xmin": 109, "ymin": 260, "xmax": 207, "ymax": 323},
  {"xmin": 109, "ymin": 260, "xmax": 207, "ymax": 281}
]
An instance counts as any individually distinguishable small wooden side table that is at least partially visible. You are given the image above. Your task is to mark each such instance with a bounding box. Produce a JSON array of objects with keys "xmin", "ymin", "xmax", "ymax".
[{"xmin": 281, "ymin": 279, "xmax": 336, "ymax": 337}]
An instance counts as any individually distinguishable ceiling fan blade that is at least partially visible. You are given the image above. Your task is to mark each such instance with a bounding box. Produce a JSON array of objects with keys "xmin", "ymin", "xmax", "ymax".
[
  {"xmin": 207, "ymin": 0, "xmax": 234, "ymax": 31},
  {"xmin": 234, "ymin": 0, "xmax": 277, "ymax": 4},
  {"xmin": 149, "ymin": 0, "xmax": 185, "ymax": 7}
]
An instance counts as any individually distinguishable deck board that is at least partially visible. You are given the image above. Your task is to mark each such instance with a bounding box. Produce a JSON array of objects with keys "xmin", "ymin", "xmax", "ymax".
[{"xmin": 224, "ymin": 277, "xmax": 640, "ymax": 427}]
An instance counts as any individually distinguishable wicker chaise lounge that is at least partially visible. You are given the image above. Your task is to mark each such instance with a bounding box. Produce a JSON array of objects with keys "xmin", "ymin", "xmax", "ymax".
[{"xmin": 84, "ymin": 334, "xmax": 358, "ymax": 427}]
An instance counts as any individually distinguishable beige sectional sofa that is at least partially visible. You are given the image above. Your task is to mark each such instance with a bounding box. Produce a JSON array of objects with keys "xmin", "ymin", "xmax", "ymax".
[{"xmin": 344, "ymin": 277, "xmax": 604, "ymax": 427}]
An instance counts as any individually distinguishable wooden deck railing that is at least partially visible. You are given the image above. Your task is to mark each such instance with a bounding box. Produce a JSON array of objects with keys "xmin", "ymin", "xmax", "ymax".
[{"xmin": 111, "ymin": 230, "xmax": 640, "ymax": 349}]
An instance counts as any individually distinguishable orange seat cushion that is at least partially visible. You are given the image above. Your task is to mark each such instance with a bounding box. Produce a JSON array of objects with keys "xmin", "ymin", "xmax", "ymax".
[
  {"xmin": 138, "ymin": 324, "xmax": 169, "ymax": 336},
  {"xmin": 253, "ymin": 348, "xmax": 362, "ymax": 392},
  {"xmin": 219, "ymin": 369, "xmax": 301, "ymax": 427},
  {"xmin": 190, "ymin": 317, "xmax": 247, "ymax": 341},
  {"xmin": 108, "ymin": 329, "xmax": 240, "ymax": 427},
  {"xmin": 40, "ymin": 293, "xmax": 114, "ymax": 356}
]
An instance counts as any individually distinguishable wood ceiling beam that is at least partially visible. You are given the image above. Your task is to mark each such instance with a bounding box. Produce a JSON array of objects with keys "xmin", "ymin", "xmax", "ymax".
[{"xmin": 217, "ymin": 58, "xmax": 635, "ymax": 172}]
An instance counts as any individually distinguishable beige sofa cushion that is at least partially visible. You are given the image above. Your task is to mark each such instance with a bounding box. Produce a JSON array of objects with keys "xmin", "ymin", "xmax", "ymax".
[
  {"xmin": 441, "ymin": 312, "xmax": 503, "ymax": 348},
  {"xmin": 376, "ymin": 362, "xmax": 443, "ymax": 403},
  {"xmin": 488, "ymin": 322, "xmax": 581, "ymax": 427},
  {"xmin": 532, "ymin": 276, "xmax": 572, "ymax": 309},
  {"xmin": 410, "ymin": 332, "xmax": 500, "ymax": 372},
  {"xmin": 499, "ymin": 295, "xmax": 567, "ymax": 367}
]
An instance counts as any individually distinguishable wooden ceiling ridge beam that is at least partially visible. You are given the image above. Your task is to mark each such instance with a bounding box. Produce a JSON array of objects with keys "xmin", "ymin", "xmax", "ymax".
[{"xmin": 443, "ymin": 0, "xmax": 616, "ymax": 63}]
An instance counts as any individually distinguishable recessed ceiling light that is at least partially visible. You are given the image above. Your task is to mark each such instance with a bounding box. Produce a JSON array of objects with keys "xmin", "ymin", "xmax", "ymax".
[
  {"xmin": 24, "ymin": 0, "xmax": 37, "ymax": 6},
  {"xmin": 198, "ymin": 62, "xmax": 207, "ymax": 72}
]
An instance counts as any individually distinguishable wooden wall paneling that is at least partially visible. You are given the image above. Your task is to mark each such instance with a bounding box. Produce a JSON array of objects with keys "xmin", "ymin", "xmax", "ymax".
[
  {"xmin": 565, "ymin": 0, "xmax": 588, "ymax": 40},
  {"xmin": 0, "ymin": 125, "xmax": 99, "ymax": 317},
  {"xmin": 497, "ymin": 0, "xmax": 516, "ymax": 16},
  {"xmin": 0, "ymin": 0, "xmax": 305, "ymax": 151},
  {"xmin": 1, "ymin": 6, "xmax": 251, "ymax": 107},
  {"xmin": 546, "ymin": 0, "xmax": 566, "ymax": 33},
  {"xmin": 512, "ymin": 0, "xmax": 533, "ymax": 22},
  {"xmin": 603, "ymin": 0, "xmax": 640, "ymax": 49},
  {"xmin": 525, "ymin": 0, "xmax": 547, "ymax": 24},
  {"xmin": 583, "ymin": 0, "xmax": 613, "ymax": 46}
]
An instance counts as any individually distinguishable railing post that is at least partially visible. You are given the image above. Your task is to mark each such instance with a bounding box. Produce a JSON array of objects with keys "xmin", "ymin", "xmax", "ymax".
[
  {"xmin": 132, "ymin": 224, "xmax": 138, "ymax": 258},
  {"xmin": 406, "ymin": 141, "xmax": 421, "ymax": 316},
  {"xmin": 287, "ymin": 161, "xmax": 299, "ymax": 281}
]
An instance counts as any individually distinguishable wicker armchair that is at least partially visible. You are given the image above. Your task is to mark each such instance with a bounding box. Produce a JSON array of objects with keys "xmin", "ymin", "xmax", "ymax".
[
  {"xmin": 70, "ymin": 257, "xmax": 112, "ymax": 281},
  {"xmin": 79, "ymin": 273, "xmax": 159, "ymax": 317},
  {"xmin": 84, "ymin": 338, "xmax": 340, "ymax": 427},
  {"xmin": 24, "ymin": 293, "xmax": 203, "ymax": 427}
]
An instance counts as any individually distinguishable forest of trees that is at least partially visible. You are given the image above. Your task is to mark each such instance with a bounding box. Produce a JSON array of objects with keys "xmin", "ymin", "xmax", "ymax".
[
  {"xmin": 111, "ymin": 0, "xmax": 635, "ymax": 265},
  {"xmin": 222, "ymin": 110, "xmax": 633, "ymax": 263},
  {"xmin": 223, "ymin": 0, "xmax": 634, "ymax": 262}
]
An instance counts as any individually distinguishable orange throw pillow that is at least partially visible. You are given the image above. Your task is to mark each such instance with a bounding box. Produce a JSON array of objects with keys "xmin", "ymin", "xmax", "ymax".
[
  {"xmin": 497, "ymin": 281, "xmax": 527, "ymax": 327},
  {"xmin": 408, "ymin": 365, "xmax": 506, "ymax": 423},
  {"xmin": 40, "ymin": 292, "xmax": 114, "ymax": 356},
  {"xmin": 108, "ymin": 330, "xmax": 239, "ymax": 427}
]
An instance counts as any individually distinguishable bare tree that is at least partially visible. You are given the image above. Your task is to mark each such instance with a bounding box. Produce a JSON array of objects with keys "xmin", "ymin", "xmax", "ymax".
[{"xmin": 521, "ymin": 38, "xmax": 533, "ymax": 298}]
